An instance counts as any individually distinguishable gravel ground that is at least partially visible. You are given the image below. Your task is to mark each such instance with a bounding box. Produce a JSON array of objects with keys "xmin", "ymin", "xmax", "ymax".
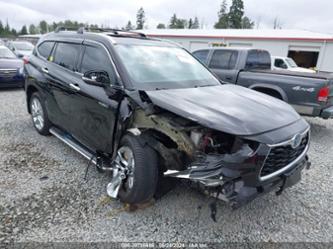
[{"xmin": 0, "ymin": 89, "xmax": 332, "ymax": 243}]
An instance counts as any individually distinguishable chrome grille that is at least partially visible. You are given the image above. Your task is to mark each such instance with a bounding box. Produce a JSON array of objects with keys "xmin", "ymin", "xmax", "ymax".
[
  {"xmin": 260, "ymin": 132, "xmax": 309, "ymax": 178},
  {"xmin": 0, "ymin": 69, "xmax": 17, "ymax": 79}
]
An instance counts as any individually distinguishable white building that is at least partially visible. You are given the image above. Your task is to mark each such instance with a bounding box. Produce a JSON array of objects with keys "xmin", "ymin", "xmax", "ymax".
[{"xmin": 139, "ymin": 29, "xmax": 333, "ymax": 72}]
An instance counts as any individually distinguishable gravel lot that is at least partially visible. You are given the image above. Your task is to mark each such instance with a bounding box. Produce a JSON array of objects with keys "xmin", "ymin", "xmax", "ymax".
[{"xmin": 0, "ymin": 89, "xmax": 333, "ymax": 243}]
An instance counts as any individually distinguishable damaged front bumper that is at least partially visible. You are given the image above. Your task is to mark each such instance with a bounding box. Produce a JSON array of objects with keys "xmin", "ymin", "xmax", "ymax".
[{"xmin": 164, "ymin": 135, "xmax": 310, "ymax": 209}]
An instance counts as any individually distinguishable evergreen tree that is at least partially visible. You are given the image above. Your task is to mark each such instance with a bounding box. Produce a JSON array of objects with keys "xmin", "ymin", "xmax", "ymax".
[
  {"xmin": 188, "ymin": 18, "xmax": 193, "ymax": 29},
  {"xmin": 169, "ymin": 14, "xmax": 178, "ymax": 28},
  {"xmin": 176, "ymin": 19, "xmax": 187, "ymax": 29},
  {"xmin": 11, "ymin": 28, "xmax": 17, "ymax": 36},
  {"xmin": 192, "ymin": 17, "xmax": 200, "ymax": 29},
  {"xmin": 125, "ymin": 21, "xmax": 135, "ymax": 30},
  {"xmin": 228, "ymin": 0, "xmax": 244, "ymax": 29},
  {"xmin": 156, "ymin": 23, "xmax": 166, "ymax": 29},
  {"xmin": 29, "ymin": 24, "xmax": 37, "ymax": 34},
  {"xmin": 0, "ymin": 21, "xmax": 4, "ymax": 35},
  {"xmin": 20, "ymin": 25, "xmax": 28, "ymax": 35},
  {"xmin": 4, "ymin": 20, "xmax": 10, "ymax": 35},
  {"xmin": 39, "ymin": 20, "xmax": 48, "ymax": 34},
  {"xmin": 136, "ymin": 7, "xmax": 145, "ymax": 30},
  {"xmin": 242, "ymin": 16, "xmax": 254, "ymax": 29},
  {"xmin": 214, "ymin": 0, "xmax": 229, "ymax": 29}
]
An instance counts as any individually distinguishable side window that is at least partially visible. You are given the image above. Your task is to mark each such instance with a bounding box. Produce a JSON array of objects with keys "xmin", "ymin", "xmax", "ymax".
[
  {"xmin": 80, "ymin": 45, "xmax": 115, "ymax": 83},
  {"xmin": 193, "ymin": 50, "xmax": 209, "ymax": 64},
  {"xmin": 274, "ymin": 59, "xmax": 287, "ymax": 69},
  {"xmin": 53, "ymin": 42, "xmax": 81, "ymax": 71},
  {"xmin": 37, "ymin": 41, "xmax": 55, "ymax": 60},
  {"xmin": 229, "ymin": 51, "xmax": 238, "ymax": 69},
  {"xmin": 209, "ymin": 50, "xmax": 238, "ymax": 70},
  {"xmin": 246, "ymin": 50, "xmax": 271, "ymax": 70}
]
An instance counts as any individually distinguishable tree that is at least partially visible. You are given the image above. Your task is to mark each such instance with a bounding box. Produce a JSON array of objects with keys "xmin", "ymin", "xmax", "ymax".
[
  {"xmin": 156, "ymin": 23, "xmax": 166, "ymax": 29},
  {"xmin": 214, "ymin": 0, "xmax": 229, "ymax": 29},
  {"xmin": 273, "ymin": 17, "xmax": 282, "ymax": 29},
  {"xmin": 228, "ymin": 0, "xmax": 244, "ymax": 29},
  {"xmin": 39, "ymin": 20, "xmax": 48, "ymax": 34},
  {"xmin": 188, "ymin": 18, "xmax": 193, "ymax": 29},
  {"xmin": 29, "ymin": 24, "xmax": 37, "ymax": 34},
  {"xmin": 169, "ymin": 14, "xmax": 178, "ymax": 29},
  {"xmin": 136, "ymin": 7, "xmax": 145, "ymax": 30},
  {"xmin": 176, "ymin": 19, "xmax": 187, "ymax": 29},
  {"xmin": 192, "ymin": 17, "xmax": 200, "ymax": 29},
  {"xmin": 11, "ymin": 28, "xmax": 17, "ymax": 36},
  {"xmin": 20, "ymin": 25, "xmax": 28, "ymax": 35},
  {"xmin": 4, "ymin": 20, "xmax": 10, "ymax": 35},
  {"xmin": 0, "ymin": 21, "xmax": 4, "ymax": 35},
  {"xmin": 242, "ymin": 16, "xmax": 254, "ymax": 29},
  {"xmin": 125, "ymin": 21, "xmax": 135, "ymax": 30}
]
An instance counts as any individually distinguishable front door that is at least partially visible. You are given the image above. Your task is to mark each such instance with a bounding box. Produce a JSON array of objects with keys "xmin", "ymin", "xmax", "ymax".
[{"xmin": 69, "ymin": 41, "xmax": 120, "ymax": 153}]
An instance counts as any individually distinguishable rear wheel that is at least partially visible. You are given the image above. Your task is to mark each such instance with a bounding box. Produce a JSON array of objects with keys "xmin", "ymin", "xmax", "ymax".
[
  {"xmin": 115, "ymin": 134, "xmax": 159, "ymax": 204},
  {"xmin": 30, "ymin": 92, "xmax": 51, "ymax": 135}
]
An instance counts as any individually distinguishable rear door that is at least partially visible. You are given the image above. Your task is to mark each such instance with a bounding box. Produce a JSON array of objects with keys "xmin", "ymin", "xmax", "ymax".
[
  {"xmin": 44, "ymin": 41, "xmax": 83, "ymax": 132},
  {"xmin": 208, "ymin": 50, "xmax": 238, "ymax": 83}
]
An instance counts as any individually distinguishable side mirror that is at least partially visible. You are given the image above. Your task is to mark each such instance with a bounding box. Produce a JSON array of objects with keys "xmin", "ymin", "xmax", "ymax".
[
  {"xmin": 17, "ymin": 54, "xmax": 24, "ymax": 58},
  {"xmin": 82, "ymin": 70, "xmax": 110, "ymax": 87}
]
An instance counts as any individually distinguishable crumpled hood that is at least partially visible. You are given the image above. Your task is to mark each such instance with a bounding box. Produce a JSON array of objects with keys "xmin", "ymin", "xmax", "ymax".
[{"xmin": 145, "ymin": 85, "xmax": 301, "ymax": 136}]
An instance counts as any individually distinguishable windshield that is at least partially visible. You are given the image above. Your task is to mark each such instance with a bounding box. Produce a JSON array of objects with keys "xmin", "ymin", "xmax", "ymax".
[
  {"xmin": 0, "ymin": 47, "xmax": 17, "ymax": 59},
  {"xmin": 114, "ymin": 44, "xmax": 220, "ymax": 90},
  {"xmin": 13, "ymin": 42, "xmax": 34, "ymax": 51},
  {"xmin": 285, "ymin": 58, "xmax": 298, "ymax": 68}
]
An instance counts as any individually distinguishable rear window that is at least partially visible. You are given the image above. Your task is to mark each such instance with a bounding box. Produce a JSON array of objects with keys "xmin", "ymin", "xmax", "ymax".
[
  {"xmin": 245, "ymin": 50, "xmax": 271, "ymax": 70},
  {"xmin": 37, "ymin": 41, "xmax": 55, "ymax": 59},
  {"xmin": 193, "ymin": 50, "xmax": 209, "ymax": 64},
  {"xmin": 53, "ymin": 43, "xmax": 81, "ymax": 71},
  {"xmin": 209, "ymin": 50, "xmax": 238, "ymax": 70}
]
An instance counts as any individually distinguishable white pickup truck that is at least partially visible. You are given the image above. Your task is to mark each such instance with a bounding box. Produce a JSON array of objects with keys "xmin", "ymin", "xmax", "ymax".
[{"xmin": 271, "ymin": 56, "xmax": 316, "ymax": 73}]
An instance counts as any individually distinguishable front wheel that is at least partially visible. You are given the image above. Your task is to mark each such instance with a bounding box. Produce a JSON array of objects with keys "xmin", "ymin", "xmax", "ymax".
[{"xmin": 115, "ymin": 134, "xmax": 159, "ymax": 204}]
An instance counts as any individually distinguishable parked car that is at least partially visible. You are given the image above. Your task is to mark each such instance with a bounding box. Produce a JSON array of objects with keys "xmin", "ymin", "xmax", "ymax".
[
  {"xmin": 272, "ymin": 56, "xmax": 316, "ymax": 73},
  {"xmin": 24, "ymin": 29, "xmax": 310, "ymax": 208},
  {"xmin": 0, "ymin": 45, "xmax": 24, "ymax": 88},
  {"xmin": 193, "ymin": 48, "xmax": 333, "ymax": 119},
  {"xmin": 7, "ymin": 41, "xmax": 34, "ymax": 58}
]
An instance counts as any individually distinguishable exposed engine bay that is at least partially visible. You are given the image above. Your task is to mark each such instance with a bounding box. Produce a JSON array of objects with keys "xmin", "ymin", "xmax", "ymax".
[{"xmin": 105, "ymin": 90, "xmax": 311, "ymax": 209}]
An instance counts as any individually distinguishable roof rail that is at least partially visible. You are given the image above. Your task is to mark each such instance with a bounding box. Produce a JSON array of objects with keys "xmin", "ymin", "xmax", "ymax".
[
  {"xmin": 54, "ymin": 26, "xmax": 147, "ymax": 38},
  {"xmin": 54, "ymin": 26, "xmax": 81, "ymax": 33},
  {"xmin": 79, "ymin": 27, "xmax": 147, "ymax": 38}
]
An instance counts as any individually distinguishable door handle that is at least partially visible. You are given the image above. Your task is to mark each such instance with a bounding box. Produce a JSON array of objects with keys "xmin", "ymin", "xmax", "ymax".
[
  {"xmin": 69, "ymin": 83, "xmax": 81, "ymax": 91},
  {"xmin": 226, "ymin": 77, "xmax": 233, "ymax": 80},
  {"xmin": 41, "ymin": 67, "xmax": 49, "ymax": 74}
]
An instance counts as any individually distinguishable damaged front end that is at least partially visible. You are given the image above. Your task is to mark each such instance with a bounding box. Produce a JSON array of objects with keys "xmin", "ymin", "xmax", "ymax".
[
  {"xmin": 107, "ymin": 89, "xmax": 311, "ymax": 209},
  {"xmin": 164, "ymin": 127, "xmax": 310, "ymax": 209}
]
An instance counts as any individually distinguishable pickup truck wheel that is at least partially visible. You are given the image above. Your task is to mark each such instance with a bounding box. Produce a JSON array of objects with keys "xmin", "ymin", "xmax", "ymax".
[
  {"xmin": 117, "ymin": 134, "xmax": 159, "ymax": 204},
  {"xmin": 30, "ymin": 92, "xmax": 51, "ymax": 135}
]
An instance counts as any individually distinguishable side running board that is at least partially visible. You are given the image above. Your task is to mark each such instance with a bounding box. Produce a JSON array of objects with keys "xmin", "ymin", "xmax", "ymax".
[{"xmin": 49, "ymin": 127, "xmax": 97, "ymax": 165}]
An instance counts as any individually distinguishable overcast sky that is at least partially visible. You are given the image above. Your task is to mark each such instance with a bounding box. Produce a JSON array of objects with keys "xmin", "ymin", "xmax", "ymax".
[{"xmin": 0, "ymin": 0, "xmax": 332, "ymax": 33}]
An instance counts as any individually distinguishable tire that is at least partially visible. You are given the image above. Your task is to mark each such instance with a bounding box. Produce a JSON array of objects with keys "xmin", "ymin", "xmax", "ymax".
[
  {"xmin": 29, "ymin": 92, "xmax": 52, "ymax": 135},
  {"xmin": 118, "ymin": 134, "xmax": 159, "ymax": 204}
]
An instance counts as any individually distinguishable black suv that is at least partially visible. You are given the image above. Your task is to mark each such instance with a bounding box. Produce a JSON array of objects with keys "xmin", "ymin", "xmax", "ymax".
[{"xmin": 24, "ymin": 28, "xmax": 310, "ymax": 208}]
